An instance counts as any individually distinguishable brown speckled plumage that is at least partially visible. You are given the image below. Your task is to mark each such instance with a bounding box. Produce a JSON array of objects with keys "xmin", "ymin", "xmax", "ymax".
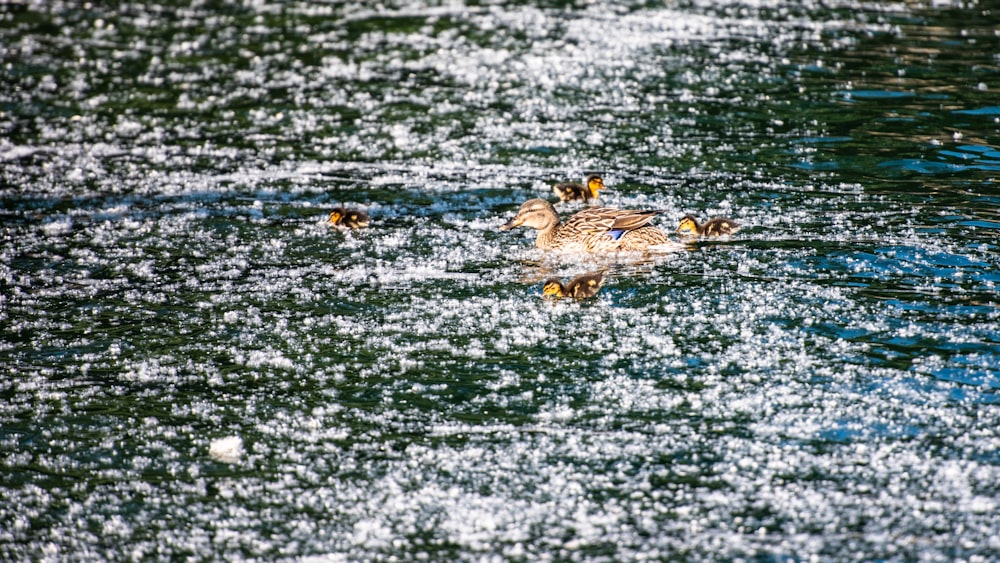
[{"xmin": 499, "ymin": 198, "xmax": 681, "ymax": 252}]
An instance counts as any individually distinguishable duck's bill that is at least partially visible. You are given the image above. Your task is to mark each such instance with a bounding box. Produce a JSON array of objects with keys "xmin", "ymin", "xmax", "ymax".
[{"xmin": 498, "ymin": 218, "xmax": 521, "ymax": 231}]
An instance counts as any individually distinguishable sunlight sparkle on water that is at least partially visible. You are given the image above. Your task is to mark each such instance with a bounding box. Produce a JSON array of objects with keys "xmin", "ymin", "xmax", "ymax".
[{"xmin": 2, "ymin": 0, "xmax": 999, "ymax": 560}]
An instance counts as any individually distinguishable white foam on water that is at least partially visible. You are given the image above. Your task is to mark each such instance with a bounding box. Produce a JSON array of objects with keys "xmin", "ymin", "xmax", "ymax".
[{"xmin": 209, "ymin": 437, "xmax": 244, "ymax": 463}]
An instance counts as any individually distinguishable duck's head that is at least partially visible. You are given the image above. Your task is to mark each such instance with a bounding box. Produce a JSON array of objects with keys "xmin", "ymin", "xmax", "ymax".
[
  {"xmin": 585, "ymin": 174, "xmax": 605, "ymax": 198},
  {"xmin": 328, "ymin": 208, "xmax": 346, "ymax": 224},
  {"xmin": 499, "ymin": 199, "xmax": 559, "ymax": 231},
  {"xmin": 542, "ymin": 278, "xmax": 565, "ymax": 297},
  {"xmin": 676, "ymin": 215, "xmax": 699, "ymax": 236}
]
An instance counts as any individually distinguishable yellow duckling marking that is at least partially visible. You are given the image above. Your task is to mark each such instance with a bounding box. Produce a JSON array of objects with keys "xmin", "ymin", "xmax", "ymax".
[
  {"xmin": 542, "ymin": 271, "xmax": 606, "ymax": 299},
  {"xmin": 676, "ymin": 215, "xmax": 739, "ymax": 237},
  {"xmin": 542, "ymin": 279, "xmax": 566, "ymax": 297},
  {"xmin": 328, "ymin": 207, "xmax": 370, "ymax": 229},
  {"xmin": 552, "ymin": 174, "xmax": 606, "ymax": 203}
]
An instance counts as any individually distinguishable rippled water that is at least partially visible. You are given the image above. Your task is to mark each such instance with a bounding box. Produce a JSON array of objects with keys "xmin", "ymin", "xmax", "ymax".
[{"xmin": 2, "ymin": 1, "xmax": 999, "ymax": 560}]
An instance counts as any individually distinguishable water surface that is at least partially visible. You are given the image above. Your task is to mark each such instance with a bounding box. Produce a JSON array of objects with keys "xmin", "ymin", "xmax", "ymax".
[{"xmin": 2, "ymin": 0, "xmax": 999, "ymax": 560}]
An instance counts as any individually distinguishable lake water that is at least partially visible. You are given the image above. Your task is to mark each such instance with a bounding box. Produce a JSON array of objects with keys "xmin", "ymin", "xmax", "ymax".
[{"xmin": 2, "ymin": 1, "xmax": 999, "ymax": 560}]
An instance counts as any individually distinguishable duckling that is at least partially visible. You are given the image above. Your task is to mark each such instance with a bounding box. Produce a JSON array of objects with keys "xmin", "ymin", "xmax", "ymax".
[
  {"xmin": 542, "ymin": 271, "xmax": 606, "ymax": 299},
  {"xmin": 553, "ymin": 174, "xmax": 606, "ymax": 203},
  {"xmin": 676, "ymin": 215, "xmax": 739, "ymax": 237},
  {"xmin": 328, "ymin": 207, "xmax": 370, "ymax": 229},
  {"xmin": 500, "ymin": 198, "xmax": 682, "ymax": 252}
]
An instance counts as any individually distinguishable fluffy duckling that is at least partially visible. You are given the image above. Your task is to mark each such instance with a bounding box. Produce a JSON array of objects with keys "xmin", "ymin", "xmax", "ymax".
[
  {"xmin": 553, "ymin": 174, "xmax": 606, "ymax": 203},
  {"xmin": 328, "ymin": 207, "xmax": 370, "ymax": 229},
  {"xmin": 676, "ymin": 215, "xmax": 739, "ymax": 237},
  {"xmin": 499, "ymin": 198, "xmax": 682, "ymax": 252},
  {"xmin": 542, "ymin": 271, "xmax": 606, "ymax": 299}
]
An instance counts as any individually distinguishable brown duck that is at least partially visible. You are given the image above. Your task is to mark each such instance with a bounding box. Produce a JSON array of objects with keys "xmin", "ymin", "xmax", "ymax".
[
  {"xmin": 500, "ymin": 198, "xmax": 681, "ymax": 252},
  {"xmin": 328, "ymin": 207, "xmax": 370, "ymax": 229},
  {"xmin": 542, "ymin": 271, "xmax": 606, "ymax": 299},
  {"xmin": 676, "ymin": 215, "xmax": 739, "ymax": 237},
  {"xmin": 552, "ymin": 174, "xmax": 606, "ymax": 203}
]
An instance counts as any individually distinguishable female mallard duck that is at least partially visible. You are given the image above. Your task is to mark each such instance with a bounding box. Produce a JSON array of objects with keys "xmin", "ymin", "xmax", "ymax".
[
  {"xmin": 676, "ymin": 215, "xmax": 739, "ymax": 237},
  {"xmin": 553, "ymin": 174, "xmax": 606, "ymax": 203},
  {"xmin": 328, "ymin": 207, "xmax": 370, "ymax": 229},
  {"xmin": 499, "ymin": 198, "xmax": 681, "ymax": 252},
  {"xmin": 543, "ymin": 271, "xmax": 606, "ymax": 299}
]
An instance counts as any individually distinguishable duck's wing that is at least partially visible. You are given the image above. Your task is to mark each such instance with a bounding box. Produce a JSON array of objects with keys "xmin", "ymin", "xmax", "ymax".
[
  {"xmin": 609, "ymin": 209, "xmax": 668, "ymax": 232},
  {"xmin": 563, "ymin": 207, "xmax": 623, "ymax": 233},
  {"xmin": 565, "ymin": 207, "xmax": 667, "ymax": 234}
]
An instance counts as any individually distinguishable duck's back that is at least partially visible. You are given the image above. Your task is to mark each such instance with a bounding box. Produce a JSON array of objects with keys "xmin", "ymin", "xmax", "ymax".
[
  {"xmin": 703, "ymin": 218, "xmax": 739, "ymax": 236},
  {"xmin": 550, "ymin": 207, "xmax": 669, "ymax": 252},
  {"xmin": 553, "ymin": 182, "xmax": 589, "ymax": 202},
  {"xmin": 616, "ymin": 226, "xmax": 670, "ymax": 250}
]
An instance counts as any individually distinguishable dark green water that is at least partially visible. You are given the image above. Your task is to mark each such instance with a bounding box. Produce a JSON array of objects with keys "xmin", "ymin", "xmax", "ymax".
[{"xmin": 2, "ymin": 1, "xmax": 999, "ymax": 560}]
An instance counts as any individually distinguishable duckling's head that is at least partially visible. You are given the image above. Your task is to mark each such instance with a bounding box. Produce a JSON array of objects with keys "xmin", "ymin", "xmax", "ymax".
[
  {"xmin": 499, "ymin": 199, "xmax": 559, "ymax": 231},
  {"xmin": 676, "ymin": 215, "xmax": 699, "ymax": 236},
  {"xmin": 328, "ymin": 208, "xmax": 345, "ymax": 225},
  {"xmin": 542, "ymin": 278, "xmax": 566, "ymax": 297},
  {"xmin": 585, "ymin": 174, "xmax": 605, "ymax": 198}
]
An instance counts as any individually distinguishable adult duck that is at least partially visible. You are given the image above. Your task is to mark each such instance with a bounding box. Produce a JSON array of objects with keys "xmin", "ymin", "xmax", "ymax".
[{"xmin": 499, "ymin": 198, "xmax": 681, "ymax": 252}]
